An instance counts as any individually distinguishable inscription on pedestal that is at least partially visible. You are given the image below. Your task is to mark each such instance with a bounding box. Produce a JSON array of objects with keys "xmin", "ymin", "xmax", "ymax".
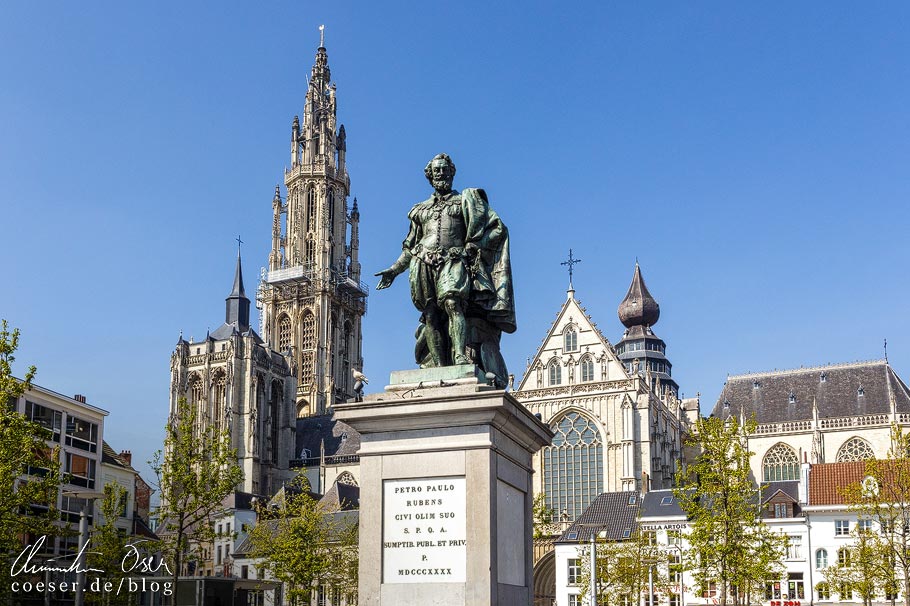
[{"xmin": 382, "ymin": 476, "xmax": 466, "ymax": 584}]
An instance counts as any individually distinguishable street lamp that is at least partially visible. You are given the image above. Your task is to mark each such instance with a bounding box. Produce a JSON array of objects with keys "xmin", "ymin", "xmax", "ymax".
[
  {"xmin": 578, "ymin": 524, "xmax": 607, "ymax": 606},
  {"xmin": 62, "ymin": 489, "xmax": 106, "ymax": 606}
]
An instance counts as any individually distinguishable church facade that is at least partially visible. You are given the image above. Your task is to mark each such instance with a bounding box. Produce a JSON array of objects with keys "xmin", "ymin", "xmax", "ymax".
[
  {"xmin": 513, "ymin": 264, "xmax": 697, "ymax": 522},
  {"xmin": 169, "ymin": 254, "xmax": 297, "ymax": 497},
  {"xmin": 256, "ymin": 40, "xmax": 367, "ymax": 417}
]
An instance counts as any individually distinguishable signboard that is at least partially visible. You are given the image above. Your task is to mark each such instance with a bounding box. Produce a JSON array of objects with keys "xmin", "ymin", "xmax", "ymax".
[{"xmin": 382, "ymin": 477, "xmax": 467, "ymax": 583}]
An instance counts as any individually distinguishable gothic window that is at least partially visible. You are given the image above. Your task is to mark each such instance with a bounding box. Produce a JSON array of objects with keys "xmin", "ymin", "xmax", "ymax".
[
  {"xmin": 277, "ymin": 315, "xmax": 292, "ymax": 353},
  {"xmin": 328, "ymin": 189, "xmax": 335, "ymax": 266},
  {"xmin": 306, "ymin": 187, "xmax": 317, "ymax": 233},
  {"xmin": 542, "ymin": 411, "xmax": 603, "ymax": 520},
  {"xmin": 342, "ymin": 321, "xmax": 353, "ymax": 393},
  {"xmin": 305, "ymin": 236, "xmax": 316, "ymax": 267},
  {"xmin": 301, "ymin": 312, "xmax": 316, "ymax": 385},
  {"xmin": 269, "ymin": 380, "xmax": 281, "ymax": 463},
  {"xmin": 836, "ymin": 437, "xmax": 875, "ymax": 462},
  {"xmin": 762, "ymin": 443, "xmax": 800, "ymax": 481},
  {"xmin": 548, "ymin": 361, "xmax": 562, "ymax": 386},
  {"xmin": 564, "ymin": 327, "xmax": 578, "ymax": 352},
  {"xmin": 336, "ymin": 471, "xmax": 358, "ymax": 487},
  {"xmin": 212, "ymin": 370, "xmax": 226, "ymax": 430},
  {"xmin": 580, "ymin": 356, "xmax": 595, "ymax": 382}
]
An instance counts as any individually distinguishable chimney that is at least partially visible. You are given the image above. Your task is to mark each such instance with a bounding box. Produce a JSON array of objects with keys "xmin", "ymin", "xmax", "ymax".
[
  {"xmin": 119, "ymin": 450, "xmax": 132, "ymax": 465},
  {"xmin": 74, "ymin": 394, "xmax": 87, "ymax": 403}
]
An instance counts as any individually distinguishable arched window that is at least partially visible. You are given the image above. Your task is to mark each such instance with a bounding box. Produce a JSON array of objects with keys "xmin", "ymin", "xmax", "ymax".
[
  {"xmin": 342, "ymin": 321, "xmax": 353, "ymax": 393},
  {"xmin": 305, "ymin": 237, "xmax": 316, "ymax": 267},
  {"xmin": 837, "ymin": 547, "xmax": 850, "ymax": 567},
  {"xmin": 816, "ymin": 548, "xmax": 828, "ymax": 569},
  {"xmin": 837, "ymin": 437, "xmax": 875, "ymax": 462},
  {"xmin": 580, "ymin": 356, "xmax": 595, "ymax": 382},
  {"xmin": 328, "ymin": 189, "xmax": 335, "ymax": 230},
  {"xmin": 277, "ymin": 315, "xmax": 292, "ymax": 353},
  {"xmin": 564, "ymin": 327, "xmax": 578, "ymax": 352},
  {"xmin": 762, "ymin": 443, "xmax": 799, "ymax": 481},
  {"xmin": 301, "ymin": 312, "xmax": 316, "ymax": 385},
  {"xmin": 336, "ymin": 471, "xmax": 358, "ymax": 487},
  {"xmin": 542, "ymin": 411, "xmax": 603, "ymax": 520},
  {"xmin": 306, "ymin": 187, "xmax": 317, "ymax": 233},
  {"xmin": 548, "ymin": 361, "xmax": 562, "ymax": 386},
  {"xmin": 212, "ymin": 370, "xmax": 226, "ymax": 430}
]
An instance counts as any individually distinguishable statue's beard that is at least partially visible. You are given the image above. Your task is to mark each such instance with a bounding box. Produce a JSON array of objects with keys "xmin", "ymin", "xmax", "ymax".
[{"xmin": 432, "ymin": 178, "xmax": 453, "ymax": 192}]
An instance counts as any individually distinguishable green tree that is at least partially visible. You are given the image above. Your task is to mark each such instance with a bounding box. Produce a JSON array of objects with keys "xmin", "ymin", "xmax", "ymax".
[
  {"xmin": 0, "ymin": 320, "xmax": 63, "ymax": 599},
  {"xmin": 674, "ymin": 415, "xmax": 786, "ymax": 606},
  {"xmin": 532, "ymin": 492, "xmax": 557, "ymax": 540},
  {"xmin": 822, "ymin": 525, "xmax": 890, "ymax": 606},
  {"xmin": 579, "ymin": 529, "xmax": 671, "ymax": 606},
  {"xmin": 841, "ymin": 424, "xmax": 910, "ymax": 606},
  {"xmin": 150, "ymin": 396, "xmax": 243, "ymax": 591},
  {"xmin": 246, "ymin": 477, "xmax": 359, "ymax": 605},
  {"xmin": 86, "ymin": 483, "xmax": 132, "ymax": 606}
]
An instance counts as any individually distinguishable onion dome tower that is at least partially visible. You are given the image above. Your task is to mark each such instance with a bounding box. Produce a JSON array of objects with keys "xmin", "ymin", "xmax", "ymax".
[{"xmin": 615, "ymin": 263, "xmax": 679, "ymax": 398}]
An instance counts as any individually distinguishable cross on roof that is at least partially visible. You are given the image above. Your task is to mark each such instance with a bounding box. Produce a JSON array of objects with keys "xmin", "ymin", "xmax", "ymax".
[
  {"xmin": 236, "ymin": 235, "xmax": 243, "ymax": 254},
  {"xmin": 561, "ymin": 249, "xmax": 582, "ymax": 289}
]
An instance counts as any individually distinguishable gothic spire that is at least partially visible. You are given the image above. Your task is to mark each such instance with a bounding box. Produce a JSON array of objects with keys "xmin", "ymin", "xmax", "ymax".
[
  {"xmin": 226, "ymin": 248, "xmax": 250, "ymax": 330},
  {"xmin": 618, "ymin": 262, "xmax": 660, "ymax": 328}
]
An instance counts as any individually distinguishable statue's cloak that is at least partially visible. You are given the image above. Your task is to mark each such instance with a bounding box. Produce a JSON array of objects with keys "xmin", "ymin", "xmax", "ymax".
[{"xmin": 460, "ymin": 187, "xmax": 516, "ymax": 334}]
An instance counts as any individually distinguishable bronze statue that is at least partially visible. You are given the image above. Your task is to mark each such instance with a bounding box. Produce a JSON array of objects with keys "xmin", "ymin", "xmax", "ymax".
[{"xmin": 375, "ymin": 153, "xmax": 515, "ymax": 387}]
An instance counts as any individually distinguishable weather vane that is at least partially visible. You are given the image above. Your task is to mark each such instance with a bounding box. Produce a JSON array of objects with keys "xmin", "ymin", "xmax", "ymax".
[{"xmin": 561, "ymin": 249, "xmax": 582, "ymax": 289}]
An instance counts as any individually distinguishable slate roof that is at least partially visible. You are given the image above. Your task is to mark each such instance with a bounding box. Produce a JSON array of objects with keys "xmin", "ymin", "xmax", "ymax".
[
  {"xmin": 101, "ymin": 441, "xmax": 133, "ymax": 470},
  {"xmin": 639, "ymin": 489, "xmax": 686, "ymax": 519},
  {"xmin": 711, "ymin": 360, "xmax": 910, "ymax": 424},
  {"xmin": 556, "ymin": 491, "xmax": 641, "ymax": 544},
  {"xmin": 233, "ymin": 510, "xmax": 359, "ymax": 557},
  {"xmin": 208, "ymin": 322, "xmax": 262, "ymax": 343},
  {"xmin": 319, "ymin": 482, "xmax": 360, "ymax": 511},
  {"xmin": 296, "ymin": 414, "xmax": 361, "ymax": 459},
  {"xmin": 761, "ymin": 481, "xmax": 800, "ymax": 505}
]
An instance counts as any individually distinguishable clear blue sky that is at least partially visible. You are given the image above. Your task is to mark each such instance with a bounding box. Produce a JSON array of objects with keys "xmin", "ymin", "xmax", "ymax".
[{"xmin": 3, "ymin": 2, "xmax": 909, "ymax": 484}]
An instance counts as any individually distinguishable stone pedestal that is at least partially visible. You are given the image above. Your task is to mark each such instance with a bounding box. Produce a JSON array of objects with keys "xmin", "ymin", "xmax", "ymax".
[{"xmin": 334, "ymin": 366, "xmax": 553, "ymax": 606}]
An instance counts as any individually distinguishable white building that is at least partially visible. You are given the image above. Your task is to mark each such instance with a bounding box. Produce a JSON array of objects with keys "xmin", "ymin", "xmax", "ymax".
[
  {"xmin": 11, "ymin": 384, "xmax": 108, "ymax": 556},
  {"xmin": 553, "ymin": 462, "xmax": 903, "ymax": 606}
]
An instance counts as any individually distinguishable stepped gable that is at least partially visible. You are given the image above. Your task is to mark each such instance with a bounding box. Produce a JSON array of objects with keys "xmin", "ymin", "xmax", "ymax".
[
  {"xmin": 295, "ymin": 413, "xmax": 361, "ymax": 459},
  {"xmin": 711, "ymin": 360, "xmax": 910, "ymax": 424},
  {"xmin": 556, "ymin": 491, "xmax": 641, "ymax": 543}
]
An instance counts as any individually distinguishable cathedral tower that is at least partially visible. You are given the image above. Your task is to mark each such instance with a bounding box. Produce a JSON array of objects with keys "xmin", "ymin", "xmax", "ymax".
[{"xmin": 257, "ymin": 34, "xmax": 367, "ymax": 417}]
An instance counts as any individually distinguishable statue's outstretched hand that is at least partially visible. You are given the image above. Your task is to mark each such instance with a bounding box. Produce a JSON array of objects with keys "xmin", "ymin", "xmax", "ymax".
[{"xmin": 375, "ymin": 269, "xmax": 397, "ymax": 290}]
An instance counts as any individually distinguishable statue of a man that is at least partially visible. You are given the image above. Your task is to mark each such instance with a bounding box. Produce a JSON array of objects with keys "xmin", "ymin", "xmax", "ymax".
[{"xmin": 375, "ymin": 153, "xmax": 515, "ymax": 386}]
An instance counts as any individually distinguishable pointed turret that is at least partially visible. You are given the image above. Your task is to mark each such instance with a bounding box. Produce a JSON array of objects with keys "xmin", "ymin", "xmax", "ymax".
[
  {"xmin": 226, "ymin": 251, "xmax": 251, "ymax": 330},
  {"xmin": 618, "ymin": 262, "xmax": 660, "ymax": 328},
  {"xmin": 615, "ymin": 262, "xmax": 678, "ymax": 399}
]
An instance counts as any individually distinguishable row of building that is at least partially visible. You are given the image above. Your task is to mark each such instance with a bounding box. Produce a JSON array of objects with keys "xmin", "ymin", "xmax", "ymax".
[{"xmin": 554, "ymin": 459, "xmax": 896, "ymax": 606}]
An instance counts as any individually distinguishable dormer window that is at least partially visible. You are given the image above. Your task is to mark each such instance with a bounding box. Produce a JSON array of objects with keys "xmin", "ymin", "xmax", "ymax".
[
  {"xmin": 858, "ymin": 386, "xmax": 865, "ymax": 396},
  {"xmin": 753, "ymin": 380, "xmax": 760, "ymax": 389},
  {"xmin": 820, "ymin": 372, "xmax": 827, "ymax": 383},
  {"xmin": 788, "ymin": 392, "xmax": 797, "ymax": 404}
]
